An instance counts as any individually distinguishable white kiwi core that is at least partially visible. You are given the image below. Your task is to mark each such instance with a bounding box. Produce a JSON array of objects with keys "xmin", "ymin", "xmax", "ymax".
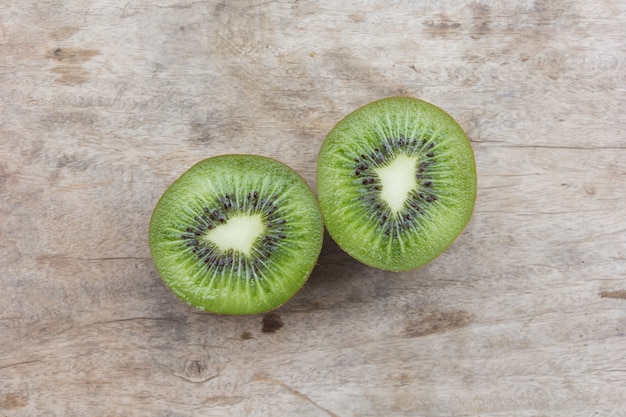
[
  {"xmin": 203, "ymin": 214, "xmax": 265, "ymax": 256},
  {"xmin": 373, "ymin": 154, "xmax": 417, "ymax": 214}
]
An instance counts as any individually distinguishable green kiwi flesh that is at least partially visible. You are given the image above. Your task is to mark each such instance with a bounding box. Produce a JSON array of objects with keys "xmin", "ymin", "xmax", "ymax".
[
  {"xmin": 149, "ymin": 155, "xmax": 323, "ymax": 315},
  {"xmin": 317, "ymin": 97, "xmax": 476, "ymax": 272}
]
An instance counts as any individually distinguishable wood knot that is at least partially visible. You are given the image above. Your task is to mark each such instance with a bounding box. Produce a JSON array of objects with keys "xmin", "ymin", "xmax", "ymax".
[
  {"xmin": 185, "ymin": 359, "xmax": 206, "ymax": 378},
  {"xmin": 262, "ymin": 313, "xmax": 283, "ymax": 333},
  {"xmin": 174, "ymin": 359, "xmax": 220, "ymax": 384},
  {"xmin": 240, "ymin": 331, "xmax": 254, "ymax": 340},
  {"xmin": 1, "ymin": 393, "xmax": 28, "ymax": 409},
  {"xmin": 403, "ymin": 309, "xmax": 474, "ymax": 338}
]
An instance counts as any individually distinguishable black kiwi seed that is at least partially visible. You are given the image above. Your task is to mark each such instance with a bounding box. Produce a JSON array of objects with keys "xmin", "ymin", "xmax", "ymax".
[
  {"xmin": 347, "ymin": 135, "xmax": 443, "ymax": 235},
  {"xmin": 184, "ymin": 198, "xmax": 287, "ymax": 270}
]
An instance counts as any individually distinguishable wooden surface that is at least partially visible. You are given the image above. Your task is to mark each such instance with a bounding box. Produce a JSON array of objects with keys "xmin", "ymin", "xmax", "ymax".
[{"xmin": 1, "ymin": 1, "xmax": 625, "ymax": 416}]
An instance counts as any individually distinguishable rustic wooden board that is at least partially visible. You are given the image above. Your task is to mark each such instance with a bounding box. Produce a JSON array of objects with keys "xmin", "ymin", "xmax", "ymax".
[{"xmin": 1, "ymin": 1, "xmax": 625, "ymax": 416}]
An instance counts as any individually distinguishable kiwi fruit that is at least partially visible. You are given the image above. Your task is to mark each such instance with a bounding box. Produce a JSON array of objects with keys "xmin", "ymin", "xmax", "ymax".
[
  {"xmin": 316, "ymin": 97, "xmax": 476, "ymax": 272},
  {"xmin": 149, "ymin": 154, "xmax": 323, "ymax": 315}
]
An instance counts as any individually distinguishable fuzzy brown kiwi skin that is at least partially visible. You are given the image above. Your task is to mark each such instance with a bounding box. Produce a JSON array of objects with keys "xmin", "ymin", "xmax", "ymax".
[
  {"xmin": 149, "ymin": 154, "xmax": 325, "ymax": 315},
  {"xmin": 316, "ymin": 96, "xmax": 477, "ymax": 272}
]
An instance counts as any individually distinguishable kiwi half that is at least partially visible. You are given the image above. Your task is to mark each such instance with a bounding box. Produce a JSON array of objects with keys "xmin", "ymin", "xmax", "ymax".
[
  {"xmin": 317, "ymin": 97, "xmax": 476, "ymax": 272},
  {"xmin": 149, "ymin": 155, "xmax": 323, "ymax": 315}
]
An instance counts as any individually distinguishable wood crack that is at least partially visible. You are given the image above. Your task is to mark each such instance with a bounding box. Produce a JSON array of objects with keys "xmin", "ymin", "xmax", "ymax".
[
  {"xmin": 600, "ymin": 290, "xmax": 626, "ymax": 300},
  {"xmin": 255, "ymin": 376, "xmax": 342, "ymax": 417},
  {"xmin": 79, "ymin": 317, "xmax": 178, "ymax": 328},
  {"xmin": 478, "ymin": 144, "xmax": 626, "ymax": 151},
  {"xmin": 73, "ymin": 256, "xmax": 151, "ymax": 261},
  {"xmin": 0, "ymin": 359, "xmax": 41, "ymax": 371},
  {"xmin": 173, "ymin": 372, "xmax": 220, "ymax": 384},
  {"xmin": 38, "ymin": 255, "xmax": 151, "ymax": 262}
]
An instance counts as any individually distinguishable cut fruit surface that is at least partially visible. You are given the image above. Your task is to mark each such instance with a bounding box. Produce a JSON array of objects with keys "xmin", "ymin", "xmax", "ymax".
[
  {"xmin": 374, "ymin": 154, "xmax": 418, "ymax": 214},
  {"xmin": 316, "ymin": 97, "xmax": 477, "ymax": 271},
  {"xmin": 203, "ymin": 214, "xmax": 264, "ymax": 255},
  {"xmin": 149, "ymin": 155, "xmax": 323, "ymax": 315}
]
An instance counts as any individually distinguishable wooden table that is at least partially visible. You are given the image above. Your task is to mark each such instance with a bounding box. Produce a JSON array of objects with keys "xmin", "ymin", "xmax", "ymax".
[{"xmin": 1, "ymin": 1, "xmax": 625, "ymax": 416}]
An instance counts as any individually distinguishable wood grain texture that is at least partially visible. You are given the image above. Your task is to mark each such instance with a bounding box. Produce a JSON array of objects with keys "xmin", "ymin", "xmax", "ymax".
[{"xmin": 1, "ymin": 1, "xmax": 625, "ymax": 416}]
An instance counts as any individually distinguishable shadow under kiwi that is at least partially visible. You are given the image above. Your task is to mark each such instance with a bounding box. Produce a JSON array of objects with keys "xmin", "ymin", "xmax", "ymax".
[
  {"xmin": 277, "ymin": 230, "xmax": 395, "ymax": 313},
  {"xmin": 147, "ymin": 231, "xmax": 390, "ymax": 335}
]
